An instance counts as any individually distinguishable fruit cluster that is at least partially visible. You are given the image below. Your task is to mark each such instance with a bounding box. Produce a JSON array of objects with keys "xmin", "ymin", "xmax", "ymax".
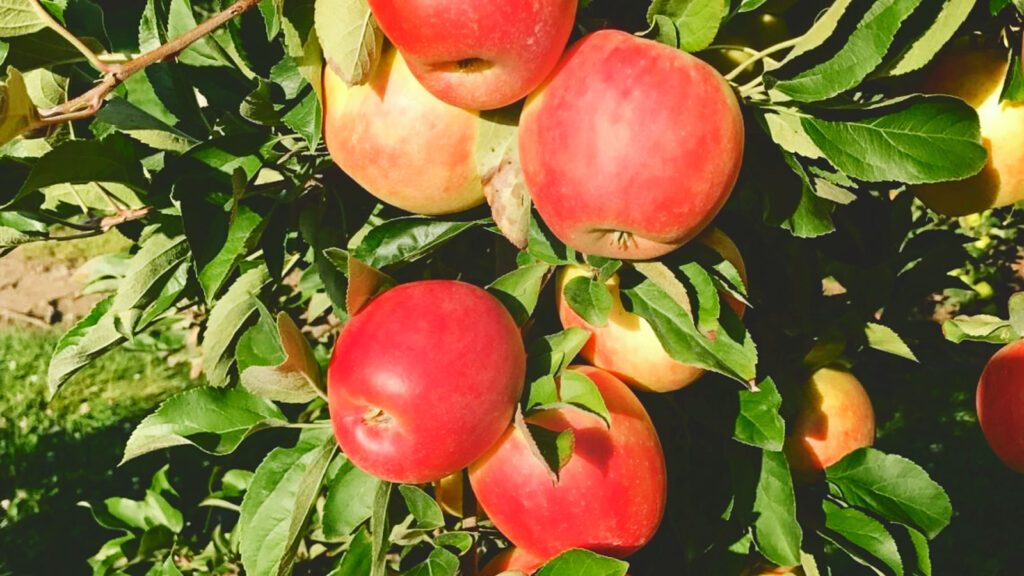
[{"xmin": 320, "ymin": 3, "xmax": 882, "ymax": 572}]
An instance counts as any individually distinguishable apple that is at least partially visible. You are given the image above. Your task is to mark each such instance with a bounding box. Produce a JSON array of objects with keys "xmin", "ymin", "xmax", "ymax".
[
  {"xmin": 367, "ymin": 0, "xmax": 577, "ymax": 110},
  {"xmin": 468, "ymin": 365, "xmax": 667, "ymax": 559},
  {"xmin": 909, "ymin": 44, "xmax": 1024, "ymax": 216},
  {"xmin": 323, "ymin": 49, "xmax": 485, "ymax": 215},
  {"xmin": 479, "ymin": 548, "xmax": 546, "ymax": 576},
  {"xmin": 519, "ymin": 29, "xmax": 745, "ymax": 260},
  {"xmin": 784, "ymin": 367, "xmax": 875, "ymax": 475},
  {"xmin": 327, "ymin": 280, "xmax": 526, "ymax": 483},
  {"xmin": 556, "ymin": 227, "xmax": 747, "ymax": 393},
  {"xmin": 976, "ymin": 339, "xmax": 1024, "ymax": 472}
]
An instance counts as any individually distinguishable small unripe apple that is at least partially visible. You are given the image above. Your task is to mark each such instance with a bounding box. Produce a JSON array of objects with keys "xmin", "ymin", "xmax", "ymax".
[
  {"xmin": 520, "ymin": 30, "xmax": 744, "ymax": 259},
  {"xmin": 479, "ymin": 548, "xmax": 545, "ymax": 576},
  {"xmin": 469, "ymin": 365, "xmax": 667, "ymax": 560},
  {"xmin": 976, "ymin": 339, "xmax": 1024, "ymax": 472},
  {"xmin": 784, "ymin": 367, "xmax": 875, "ymax": 474},
  {"xmin": 328, "ymin": 280, "xmax": 526, "ymax": 483},
  {"xmin": 910, "ymin": 45, "xmax": 1024, "ymax": 216},
  {"xmin": 367, "ymin": 0, "xmax": 577, "ymax": 110},
  {"xmin": 323, "ymin": 49, "xmax": 484, "ymax": 215},
  {"xmin": 556, "ymin": 228, "xmax": 747, "ymax": 393}
]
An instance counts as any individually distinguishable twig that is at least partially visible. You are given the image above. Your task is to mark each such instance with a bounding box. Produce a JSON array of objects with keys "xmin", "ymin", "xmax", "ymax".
[
  {"xmin": 26, "ymin": 0, "xmax": 262, "ymax": 132},
  {"xmin": 723, "ymin": 36, "xmax": 802, "ymax": 82},
  {"xmin": 28, "ymin": 0, "xmax": 109, "ymax": 73}
]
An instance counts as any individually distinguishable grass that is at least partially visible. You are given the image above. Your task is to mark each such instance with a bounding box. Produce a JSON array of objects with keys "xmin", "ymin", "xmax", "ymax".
[
  {"xmin": 0, "ymin": 326, "xmax": 194, "ymax": 576},
  {"xmin": 17, "ymin": 230, "xmax": 132, "ymax": 266}
]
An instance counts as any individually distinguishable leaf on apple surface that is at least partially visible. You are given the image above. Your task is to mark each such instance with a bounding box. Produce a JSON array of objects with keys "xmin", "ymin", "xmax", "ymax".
[
  {"xmin": 1001, "ymin": 52, "xmax": 1024, "ymax": 103},
  {"xmin": 533, "ymin": 549, "xmax": 628, "ymax": 576},
  {"xmin": 646, "ymin": 0, "xmax": 725, "ymax": 53},
  {"xmin": 314, "ymin": 0, "xmax": 382, "ymax": 86},
  {"xmin": 527, "ymin": 214, "xmax": 573, "ymax": 265},
  {"xmin": 942, "ymin": 314, "xmax": 1019, "ymax": 344},
  {"xmin": 515, "ymin": 406, "xmax": 575, "ymax": 483},
  {"xmin": 238, "ymin": 307, "xmax": 323, "ymax": 403},
  {"xmin": 122, "ymin": 387, "xmax": 288, "ymax": 463},
  {"xmin": 563, "ymin": 274, "xmax": 612, "ymax": 327},
  {"xmin": 863, "ymin": 322, "xmax": 918, "ymax": 362},
  {"xmin": 343, "ymin": 251, "xmax": 396, "ymax": 315},
  {"xmin": 876, "ymin": 0, "xmax": 973, "ymax": 77},
  {"xmin": 557, "ymin": 370, "xmax": 611, "ymax": 428},
  {"xmin": 826, "ymin": 448, "xmax": 952, "ymax": 539},
  {"xmin": 488, "ymin": 262, "xmax": 551, "ymax": 325},
  {"xmin": 526, "ymin": 327, "xmax": 592, "ymax": 382},
  {"xmin": 819, "ymin": 500, "xmax": 903, "ymax": 576},
  {"xmin": 477, "ymin": 106, "xmax": 531, "ymax": 249}
]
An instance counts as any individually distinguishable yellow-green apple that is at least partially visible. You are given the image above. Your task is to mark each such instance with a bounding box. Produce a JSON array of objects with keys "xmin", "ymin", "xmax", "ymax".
[
  {"xmin": 784, "ymin": 368, "xmax": 875, "ymax": 475},
  {"xmin": 323, "ymin": 49, "xmax": 484, "ymax": 215},
  {"xmin": 479, "ymin": 548, "xmax": 546, "ymax": 576},
  {"xmin": 910, "ymin": 44, "xmax": 1024, "ymax": 216},
  {"xmin": 519, "ymin": 30, "xmax": 745, "ymax": 259},
  {"xmin": 366, "ymin": 0, "xmax": 577, "ymax": 110},
  {"xmin": 434, "ymin": 472, "xmax": 465, "ymax": 517},
  {"xmin": 327, "ymin": 280, "xmax": 525, "ymax": 483},
  {"xmin": 976, "ymin": 339, "xmax": 1024, "ymax": 472},
  {"xmin": 556, "ymin": 228, "xmax": 747, "ymax": 393},
  {"xmin": 468, "ymin": 365, "xmax": 667, "ymax": 559}
]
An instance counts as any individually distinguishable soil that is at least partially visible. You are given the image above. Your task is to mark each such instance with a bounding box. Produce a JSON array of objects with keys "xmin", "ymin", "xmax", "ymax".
[{"xmin": 0, "ymin": 247, "xmax": 102, "ymax": 328}]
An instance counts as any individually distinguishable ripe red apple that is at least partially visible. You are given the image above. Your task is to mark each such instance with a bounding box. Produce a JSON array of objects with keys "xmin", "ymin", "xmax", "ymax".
[
  {"xmin": 910, "ymin": 44, "xmax": 1024, "ymax": 216},
  {"xmin": 519, "ymin": 30, "xmax": 745, "ymax": 260},
  {"xmin": 323, "ymin": 49, "xmax": 485, "ymax": 215},
  {"xmin": 367, "ymin": 0, "xmax": 577, "ymax": 110},
  {"xmin": 976, "ymin": 339, "xmax": 1024, "ymax": 472},
  {"xmin": 557, "ymin": 227, "xmax": 747, "ymax": 393},
  {"xmin": 784, "ymin": 367, "xmax": 875, "ymax": 475},
  {"xmin": 468, "ymin": 365, "xmax": 667, "ymax": 559},
  {"xmin": 327, "ymin": 280, "xmax": 526, "ymax": 483},
  {"xmin": 479, "ymin": 548, "xmax": 546, "ymax": 576}
]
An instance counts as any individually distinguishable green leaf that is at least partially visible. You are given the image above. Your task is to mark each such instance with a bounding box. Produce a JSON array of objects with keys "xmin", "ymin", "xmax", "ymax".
[
  {"xmin": 826, "ymin": 448, "xmax": 952, "ymax": 539},
  {"xmin": 0, "ymin": 40, "xmax": 8, "ymax": 64},
  {"xmin": 281, "ymin": 0, "xmax": 323, "ymax": 97},
  {"xmin": 240, "ymin": 78, "xmax": 281, "ymax": 126},
  {"xmin": 558, "ymin": 370, "xmax": 611, "ymax": 428},
  {"xmin": 202, "ymin": 265, "xmax": 271, "ymax": 387},
  {"xmin": 526, "ymin": 327, "xmax": 591, "ymax": 381},
  {"xmin": 110, "ymin": 233, "xmax": 189, "ymax": 335},
  {"xmin": 434, "ymin": 531, "xmax": 474, "ymax": 554},
  {"xmin": 735, "ymin": 377, "xmax": 785, "ymax": 451},
  {"xmin": 864, "ymin": 322, "xmax": 918, "ymax": 361},
  {"xmin": 0, "ymin": 209, "xmax": 46, "ymax": 247},
  {"xmin": 526, "ymin": 374, "xmax": 560, "ymax": 411},
  {"xmin": 1009, "ymin": 292, "xmax": 1024, "ymax": 337},
  {"xmin": 403, "ymin": 547, "xmax": 459, "ymax": 576},
  {"xmin": 370, "ymin": 481, "xmax": 392, "ymax": 576},
  {"xmin": 315, "ymin": 0, "xmax": 382, "ymax": 85},
  {"xmin": 901, "ymin": 525, "xmax": 932, "ymax": 576},
  {"xmin": 477, "ymin": 106, "xmax": 531, "ymax": 249},
  {"xmin": 331, "ymin": 527, "xmax": 372, "ymax": 575},
  {"xmin": 773, "ymin": 152, "xmax": 836, "ymax": 238},
  {"xmin": 93, "ymin": 97, "xmax": 198, "ymax": 152},
  {"xmin": 238, "ymin": 309, "xmax": 323, "ymax": 403},
  {"xmin": 83, "ymin": 466, "xmax": 182, "ymax": 535},
  {"xmin": 239, "ymin": 429, "xmax": 336, "ymax": 576},
  {"xmin": 147, "ymin": 556, "xmax": 184, "ymax": 576},
  {"xmin": 0, "ymin": 0, "xmax": 47, "ymax": 37},
  {"xmin": 526, "ymin": 423, "xmax": 575, "ymax": 480},
  {"xmin": 801, "ymin": 96, "xmax": 987, "ymax": 184},
  {"xmin": 820, "ymin": 500, "xmax": 903, "ymax": 576},
  {"xmin": 341, "ymin": 251, "xmax": 396, "ymax": 315},
  {"xmin": 766, "ymin": 0, "xmax": 923, "ymax": 102},
  {"xmin": 678, "ymin": 260, "xmax": 721, "ymax": 334},
  {"xmin": 352, "ymin": 216, "xmax": 486, "ymax": 268},
  {"xmin": 15, "ymin": 136, "xmax": 148, "ymax": 208},
  {"xmin": 0, "ymin": 67, "xmax": 38, "ymax": 147},
  {"xmin": 323, "ymin": 460, "xmax": 382, "ymax": 539},
  {"xmin": 527, "ymin": 214, "xmax": 571, "ymax": 265},
  {"xmin": 1001, "ymin": 52, "xmax": 1024, "ymax": 103},
  {"xmin": 122, "ymin": 387, "xmax": 287, "ymax": 463},
  {"xmin": 534, "ymin": 549, "xmax": 628, "ymax": 576},
  {"xmin": 299, "ymin": 192, "xmax": 348, "ymax": 319},
  {"xmin": 752, "ymin": 450, "xmax": 802, "ymax": 566},
  {"xmin": 488, "ymin": 262, "xmax": 551, "ymax": 325},
  {"xmin": 282, "ymin": 88, "xmax": 322, "ymax": 150},
  {"xmin": 623, "ymin": 279, "xmax": 757, "ymax": 384},
  {"xmin": 646, "ymin": 0, "xmax": 725, "ymax": 52},
  {"xmin": 881, "ymin": 0, "xmax": 974, "ymax": 76},
  {"xmin": 563, "ymin": 275, "xmax": 612, "ymax": 327},
  {"xmin": 48, "ymin": 296, "xmax": 127, "ymax": 397},
  {"xmin": 196, "ymin": 196, "xmax": 268, "ymax": 302},
  {"xmin": 942, "ymin": 314, "xmax": 1019, "ymax": 343},
  {"xmin": 398, "ymin": 485, "xmax": 444, "ymax": 530}
]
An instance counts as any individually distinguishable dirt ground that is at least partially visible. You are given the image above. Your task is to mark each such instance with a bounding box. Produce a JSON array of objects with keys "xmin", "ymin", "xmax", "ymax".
[{"xmin": 0, "ymin": 247, "xmax": 104, "ymax": 328}]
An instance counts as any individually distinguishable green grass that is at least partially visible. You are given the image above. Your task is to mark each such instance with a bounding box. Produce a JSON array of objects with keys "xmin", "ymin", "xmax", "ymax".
[
  {"xmin": 0, "ymin": 326, "xmax": 194, "ymax": 576},
  {"xmin": 17, "ymin": 229, "xmax": 132, "ymax": 266}
]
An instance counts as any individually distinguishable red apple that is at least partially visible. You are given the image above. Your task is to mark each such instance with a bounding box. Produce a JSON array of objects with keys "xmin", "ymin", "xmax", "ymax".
[
  {"xmin": 367, "ymin": 0, "xmax": 577, "ymax": 110},
  {"xmin": 976, "ymin": 339, "xmax": 1024, "ymax": 472},
  {"xmin": 784, "ymin": 367, "xmax": 875, "ymax": 474},
  {"xmin": 519, "ymin": 30, "xmax": 745, "ymax": 260},
  {"xmin": 468, "ymin": 365, "xmax": 667, "ymax": 559},
  {"xmin": 557, "ymin": 227, "xmax": 747, "ymax": 393},
  {"xmin": 323, "ymin": 49, "xmax": 485, "ymax": 215},
  {"xmin": 327, "ymin": 280, "xmax": 526, "ymax": 483},
  {"xmin": 479, "ymin": 548, "xmax": 546, "ymax": 576}
]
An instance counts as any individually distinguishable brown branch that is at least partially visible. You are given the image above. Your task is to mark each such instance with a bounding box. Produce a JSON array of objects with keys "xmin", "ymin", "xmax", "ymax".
[{"xmin": 27, "ymin": 0, "xmax": 262, "ymax": 131}]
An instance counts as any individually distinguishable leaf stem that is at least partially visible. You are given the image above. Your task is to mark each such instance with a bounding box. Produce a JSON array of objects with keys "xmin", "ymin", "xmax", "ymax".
[
  {"xmin": 723, "ymin": 36, "xmax": 802, "ymax": 82},
  {"xmin": 27, "ymin": 0, "xmax": 110, "ymax": 73},
  {"xmin": 371, "ymin": 481, "xmax": 393, "ymax": 576}
]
